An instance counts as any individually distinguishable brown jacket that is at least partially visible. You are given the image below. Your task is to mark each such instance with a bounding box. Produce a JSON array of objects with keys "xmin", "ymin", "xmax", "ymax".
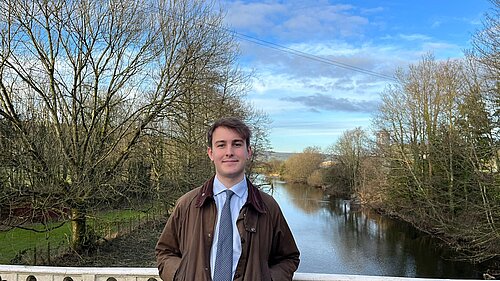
[{"xmin": 155, "ymin": 176, "xmax": 300, "ymax": 281}]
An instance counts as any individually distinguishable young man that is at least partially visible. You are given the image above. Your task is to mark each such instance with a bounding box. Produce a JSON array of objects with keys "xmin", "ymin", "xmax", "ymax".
[{"xmin": 155, "ymin": 117, "xmax": 300, "ymax": 281}]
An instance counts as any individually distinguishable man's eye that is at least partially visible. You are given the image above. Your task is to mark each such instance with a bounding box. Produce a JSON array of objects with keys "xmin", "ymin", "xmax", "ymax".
[
  {"xmin": 234, "ymin": 143, "xmax": 242, "ymax": 147},
  {"xmin": 217, "ymin": 144, "xmax": 225, "ymax": 148}
]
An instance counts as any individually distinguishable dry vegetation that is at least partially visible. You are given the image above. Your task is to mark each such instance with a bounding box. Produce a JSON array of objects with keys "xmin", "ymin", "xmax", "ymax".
[{"xmin": 51, "ymin": 220, "xmax": 165, "ymax": 267}]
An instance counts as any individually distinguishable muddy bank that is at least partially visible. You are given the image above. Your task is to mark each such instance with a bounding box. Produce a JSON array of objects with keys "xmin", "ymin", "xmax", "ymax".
[{"xmin": 51, "ymin": 220, "xmax": 166, "ymax": 267}]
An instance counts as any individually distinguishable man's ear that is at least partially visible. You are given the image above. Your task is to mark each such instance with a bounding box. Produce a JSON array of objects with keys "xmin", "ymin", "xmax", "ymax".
[
  {"xmin": 207, "ymin": 146, "xmax": 214, "ymax": 161},
  {"xmin": 247, "ymin": 145, "xmax": 253, "ymax": 160}
]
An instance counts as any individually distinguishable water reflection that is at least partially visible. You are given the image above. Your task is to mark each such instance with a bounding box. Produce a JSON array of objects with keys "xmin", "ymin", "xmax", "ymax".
[
  {"xmin": 268, "ymin": 180, "xmax": 481, "ymax": 279},
  {"xmin": 282, "ymin": 182, "xmax": 326, "ymax": 214}
]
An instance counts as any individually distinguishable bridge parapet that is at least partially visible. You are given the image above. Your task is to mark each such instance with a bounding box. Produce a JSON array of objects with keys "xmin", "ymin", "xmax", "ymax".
[{"xmin": 0, "ymin": 265, "xmax": 480, "ymax": 281}]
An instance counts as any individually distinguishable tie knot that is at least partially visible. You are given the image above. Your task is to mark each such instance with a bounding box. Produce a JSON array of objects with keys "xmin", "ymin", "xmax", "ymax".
[{"xmin": 225, "ymin": 189, "xmax": 234, "ymax": 201}]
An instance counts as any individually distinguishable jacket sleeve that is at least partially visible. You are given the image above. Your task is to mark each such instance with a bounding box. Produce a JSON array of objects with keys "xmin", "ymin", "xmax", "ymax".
[
  {"xmin": 269, "ymin": 206, "xmax": 300, "ymax": 281},
  {"xmin": 155, "ymin": 204, "xmax": 183, "ymax": 281}
]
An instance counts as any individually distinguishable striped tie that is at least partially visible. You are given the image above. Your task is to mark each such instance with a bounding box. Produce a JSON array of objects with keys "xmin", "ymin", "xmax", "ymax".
[{"xmin": 213, "ymin": 189, "xmax": 235, "ymax": 281}]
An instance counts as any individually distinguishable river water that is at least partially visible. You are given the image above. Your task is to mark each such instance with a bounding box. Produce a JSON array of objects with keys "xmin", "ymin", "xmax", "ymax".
[{"xmin": 266, "ymin": 179, "xmax": 483, "ymax": 279}]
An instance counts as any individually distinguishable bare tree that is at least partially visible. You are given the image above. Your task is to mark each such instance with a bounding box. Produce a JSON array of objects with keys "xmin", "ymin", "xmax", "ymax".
[
  {"xmin": 244, "ymin": 107, "xmax": 272, "ymax": 182},
  {"xmin": 328, "ymin": 127, "xmax": 370, "ymax": 195},
  {"xmin": 470, "ymin": 0, "xmax": 499, "ymax": 169},
  {"xmin": 373, "ymin": 53, "xmax": 499, "ymax": 263},
  {"xmin": 0, "ymin": 0, "xmax": 244, "ymax": 252},
  {"xmin": 471, "ymin": 0, "xmax": 500, "ymax": 81},
  {"xmin": 283, "ymin": 147, "xmax": 324, "ymax": 184}
]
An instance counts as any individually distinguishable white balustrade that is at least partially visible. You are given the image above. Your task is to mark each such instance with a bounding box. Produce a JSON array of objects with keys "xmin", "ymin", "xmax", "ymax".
[{"xmin": 0, "ymin": 265, "xmax": 481, "ymax": 281}]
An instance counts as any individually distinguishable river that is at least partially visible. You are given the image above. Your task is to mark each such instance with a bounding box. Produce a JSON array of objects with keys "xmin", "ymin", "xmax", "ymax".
[{"xmin": 265, "ymin": 179, "xmax": 483, "ymax": 279}]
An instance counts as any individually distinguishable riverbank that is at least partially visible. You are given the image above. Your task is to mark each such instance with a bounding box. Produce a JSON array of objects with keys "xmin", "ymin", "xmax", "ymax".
[
  {"xmin": 322, "ymin": 187, "xmax": 500, "ymax": 278},
  {"xmin": 265, "ymin": 174, "xmax": 500, "ymax": 276},
  {"xmin": 50, "ymin": 220, "xmax": 165, "ymax": 267}
]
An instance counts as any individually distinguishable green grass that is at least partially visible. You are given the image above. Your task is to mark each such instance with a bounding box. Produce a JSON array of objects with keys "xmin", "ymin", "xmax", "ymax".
[
  {"xmin": 93, "ymin": 209, "xmax": 145, "ymax": 221},
  {"xmin": 0, "ymin": 222, "xmax": 72, "ymax": 264},
  {"xmin": 0, "ymin": 208, "xmax": 153, "ymax": 264}
]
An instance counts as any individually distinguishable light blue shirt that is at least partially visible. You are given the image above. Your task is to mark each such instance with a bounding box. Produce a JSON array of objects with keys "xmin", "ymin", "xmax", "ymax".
[{"xmin": 210, "ymin": 175, "xmax": 248, "ymax": 280}]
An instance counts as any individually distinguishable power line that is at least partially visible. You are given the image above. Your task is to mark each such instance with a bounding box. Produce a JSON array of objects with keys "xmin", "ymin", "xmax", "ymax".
[
  {"xmin": 224, "ymin": 28, "xmax": 397, "ymax": 81},
  {"xmin": 170, "ymin": 11, "xmax": 396, "ymax": 82}
]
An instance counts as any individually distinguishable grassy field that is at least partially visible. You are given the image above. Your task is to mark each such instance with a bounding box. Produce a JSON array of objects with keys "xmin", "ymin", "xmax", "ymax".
[
  {"xmin": 0, "ymin": 221, "xmax": 72, "ymax": 264},
  {"xmin": 0, "ymin": 209, "xmax": 154, "ymax": 264}
]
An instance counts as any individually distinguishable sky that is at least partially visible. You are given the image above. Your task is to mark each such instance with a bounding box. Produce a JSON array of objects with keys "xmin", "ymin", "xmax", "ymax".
[{"xmin": 218, "ymin": 0, "xmax": 494, "ymax": 153}]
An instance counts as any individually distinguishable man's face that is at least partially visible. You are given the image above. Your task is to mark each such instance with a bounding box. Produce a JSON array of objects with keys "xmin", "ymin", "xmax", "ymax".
[{"xmin": 207, "ymin": 126, "xmax": 252, "ymax": 184}]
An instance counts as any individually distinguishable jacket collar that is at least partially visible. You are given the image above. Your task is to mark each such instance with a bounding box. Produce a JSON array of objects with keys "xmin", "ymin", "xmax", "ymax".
[{"xmin": 195, "ymin": 175, "xmax": 266, "ymax": 214}]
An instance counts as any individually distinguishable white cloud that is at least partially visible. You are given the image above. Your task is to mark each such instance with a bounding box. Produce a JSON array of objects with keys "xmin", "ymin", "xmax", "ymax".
[
  {"xmin": 249, "ymin": 96, "xmax": 303, "ymax": 115},
  {"xmin": 399, "ymin": 33, "xmax": 433, "ymax": 41},
  {"xmin": 223, "ymin": 0, "xmax": 373, "ymax": 40},
  {"xmin": 361, "ymin": 7, "xmax": 385, "ymax": 15},
  {"xmin": 223, "ymin": 1, "xmax": 286, "ymax": 33},
  {"xmin": 431, "ymin": 20, "xmax": 442, "ymax": 28}
]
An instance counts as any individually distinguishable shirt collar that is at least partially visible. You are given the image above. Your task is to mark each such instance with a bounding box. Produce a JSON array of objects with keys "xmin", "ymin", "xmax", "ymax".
[
  {"xmin": 195, "ymin": 175, "xmax": 266, "ymax": 213},
  {"xmin": 213, "ymin": 175, "xmax": 248, "ymax": 199}
]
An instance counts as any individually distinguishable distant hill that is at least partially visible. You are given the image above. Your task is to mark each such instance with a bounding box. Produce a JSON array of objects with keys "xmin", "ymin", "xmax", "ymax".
[
  {"xmin": 262, "ymin": 151, "xmax": 296, "ymax": 161},
  {"xmin": 260, "ymin": 151, "xmax": 335, "ymax": 163}
]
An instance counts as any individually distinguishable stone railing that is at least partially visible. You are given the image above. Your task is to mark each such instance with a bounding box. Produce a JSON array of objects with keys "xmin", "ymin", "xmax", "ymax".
[{"xmin": 0, "ymin": 265, "xmax": 481, "ymax": 281}]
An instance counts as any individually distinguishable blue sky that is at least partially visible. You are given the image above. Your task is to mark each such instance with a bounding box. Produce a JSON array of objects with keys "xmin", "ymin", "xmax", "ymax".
[{"xmin": 219, "ymin": 0, "xmax": 494, "ymax": 153}]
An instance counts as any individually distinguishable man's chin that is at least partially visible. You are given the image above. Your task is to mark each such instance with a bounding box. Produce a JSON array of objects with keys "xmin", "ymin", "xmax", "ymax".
[{"xmin": 218, "ymin": 169, "xmax": 245, "ymax": 179}]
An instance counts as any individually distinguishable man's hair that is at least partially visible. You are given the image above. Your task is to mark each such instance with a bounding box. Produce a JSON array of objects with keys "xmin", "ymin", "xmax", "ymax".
[{"xmin": 207, "ymin": 117, "xmax": 251, "ymax": 148}]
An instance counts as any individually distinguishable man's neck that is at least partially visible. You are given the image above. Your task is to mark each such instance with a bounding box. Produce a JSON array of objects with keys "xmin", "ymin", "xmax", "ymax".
[{"xmin": 216, "ymin": 174, "xmax": 245, "ymax": 189}]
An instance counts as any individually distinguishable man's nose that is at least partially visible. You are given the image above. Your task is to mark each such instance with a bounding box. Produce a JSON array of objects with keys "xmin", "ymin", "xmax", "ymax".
[{"xmin": 225, "ymin": 145, "xmax": 234, "ymax": 156}]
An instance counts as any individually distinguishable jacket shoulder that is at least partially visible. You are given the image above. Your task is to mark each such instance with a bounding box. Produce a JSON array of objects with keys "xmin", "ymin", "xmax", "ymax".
[{"xmin": 174, "ymin": 187, "xmax": 202, "ymax": 210}]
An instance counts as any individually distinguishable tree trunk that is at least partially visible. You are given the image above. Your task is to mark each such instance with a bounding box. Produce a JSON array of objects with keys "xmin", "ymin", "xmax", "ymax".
[{"xmin": 70, "ymin": 207, "xmax": 89, "ymax": 252}]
